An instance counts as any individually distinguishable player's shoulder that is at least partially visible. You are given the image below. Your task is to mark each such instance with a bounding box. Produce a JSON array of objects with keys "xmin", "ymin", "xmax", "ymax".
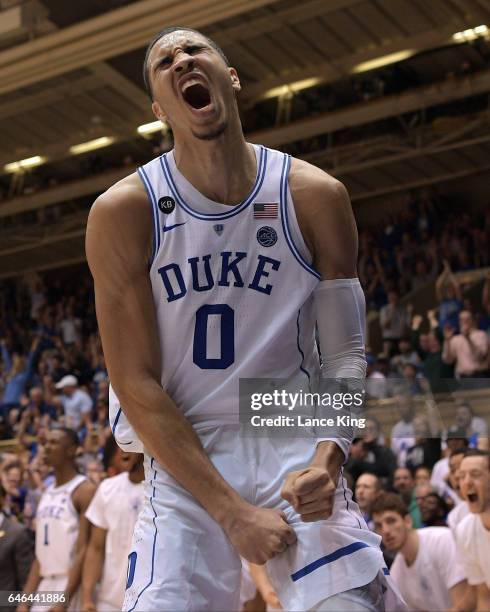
[
  {"xmin": 90, "ymin": 172, "xmax": 148, "ymax": 220},
  {"xmin": 288, "ymin": 156, "xmax": 348, "ymax": 207},
  {"xmin": 72, "ymin": 476, "xmax": 96, "ymax": 507},
  {"xmin": 86, "ymin": 171, "xmax": 153, "ymax": 264}
]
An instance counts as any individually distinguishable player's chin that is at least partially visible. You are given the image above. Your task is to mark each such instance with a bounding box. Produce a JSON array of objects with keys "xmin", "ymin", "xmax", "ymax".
[{"xmin": 191, "ymin": 118, "xmax": 228, "ymax": 141}]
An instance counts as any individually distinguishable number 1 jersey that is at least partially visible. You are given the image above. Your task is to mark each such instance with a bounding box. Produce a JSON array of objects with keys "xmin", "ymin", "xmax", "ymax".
[{"xmin": 35, "ymin": 475, "xmax": 86, "ymax": 577}]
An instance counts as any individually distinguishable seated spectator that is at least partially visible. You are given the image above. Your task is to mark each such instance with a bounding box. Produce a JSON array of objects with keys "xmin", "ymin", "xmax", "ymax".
[
  {"xmin": 455, "ymin": 450, "xmax": 490, "ymax": 610},
  {"xmin": 393, "ymin": 467, "xmax": 422, "ymax": 528},
  {"xmin": 345, "ymin": 417, "xmax": 397, "ymax": 488},
  {"xmin": 390, "ymin": 338, "xmax": 420, "ymax": 376},
  {"xmin": 442, "ymin": 310, "xmax": 490, "ymax": 378},
  {"xmin": 400, "ymin": 363, "xmax": 424, "ymax": 396},
  {"xmin": 390, "ymin": 395, "xmax": 415, "ymax": 467},
  {"xmin": 415, "ymin": 484, "xmax": 448, "ymax": 527},
  {"xmin": 430, "ymin": 427, "xmax": 468, "ymax": 502},
  {"xmin": 451, "ymin": 403, "xmax": 489, "ymax": 448},
  {"xmin": 55, "ymin": 375, "xmax": 93, "ymax": 432},
  {"xmin": 366, "ymin": 355, "xmax": 390, "ymax": 399},
  {"xmin": 26, "ymin": 387, "xmax": 57, "ymax": 420},
  {"xmin": 405, "ymin": 412, "xmax": 441, "ymax": 472},
  {"xmin": 436, "ymin": 260, "xmax": 463, "ymax": 331},
  {"xmin": 354, "ymin": 472, "xmax": 381, "ymax": 530},
  {"xmin": 414, "ymin": 466, "xmax": 431, "ymax": 487},
  {"xmin": 371, "ymin": 492, "xmax": 468, "ymax": 611},
  {"xmin": 379, "ymin": 291, "xmax": 410, "ymax": 356}
]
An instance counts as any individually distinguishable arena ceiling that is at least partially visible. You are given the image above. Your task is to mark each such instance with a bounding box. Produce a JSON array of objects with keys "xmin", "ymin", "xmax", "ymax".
[{"xmin": 1, "ymin": 0, "xmax": 490, "ymax": 278}]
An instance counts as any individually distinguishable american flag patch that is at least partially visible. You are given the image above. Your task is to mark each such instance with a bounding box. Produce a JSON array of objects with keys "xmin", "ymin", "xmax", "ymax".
[{"xmin": 253, "ymin": 203, "xmax": 278, "ymax": 219}]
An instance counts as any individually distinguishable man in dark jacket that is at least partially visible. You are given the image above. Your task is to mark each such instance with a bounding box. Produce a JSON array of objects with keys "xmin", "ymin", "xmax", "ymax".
[{"xmin": 0, "ymin": 483, "xmax": 34, "ymax": 592}]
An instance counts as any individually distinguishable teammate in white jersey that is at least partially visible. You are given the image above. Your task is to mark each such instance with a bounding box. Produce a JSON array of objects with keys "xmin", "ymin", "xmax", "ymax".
[
  {"xmin": 19, "ymin": 428, "xmax": 95, "ymax": 612},
  {"xmin": 86, "ymin": 26, "xmax": 396, "ymax": 611},
  {"xmin": 81, "ymin": 454, "xmax": 144, "ymax": 611}
]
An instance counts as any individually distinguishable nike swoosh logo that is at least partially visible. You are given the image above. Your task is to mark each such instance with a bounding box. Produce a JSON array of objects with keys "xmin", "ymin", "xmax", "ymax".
[{"xmin": 163, "ymin": 222, "xmax": 186, "ymax": 233}]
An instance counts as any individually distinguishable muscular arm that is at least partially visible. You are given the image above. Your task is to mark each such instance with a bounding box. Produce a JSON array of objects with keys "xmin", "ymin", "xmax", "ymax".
[
  {"xmin": 81, "ymin": 525, "xmax": 106, "ymax": 611},
  {"xmin": 61, "ymin": 481, "xmax": 96, "ymax": 607},
  {"xmin": 281, "ymin": 160, "xmax": 361, "ymax": 519},
  {"xmin": 86, "ymin": 175, "xmax": 294, "ymax": 563}
]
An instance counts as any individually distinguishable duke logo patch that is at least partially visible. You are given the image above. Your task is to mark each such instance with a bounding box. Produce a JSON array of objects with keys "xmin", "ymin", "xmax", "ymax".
[
  {"xmin": 257, "ymin": 226, "xmax": 277, "ymax": 247},
  {"xmin": 214, "ymin": 224, "xmax": 224, "ymax": 235}
]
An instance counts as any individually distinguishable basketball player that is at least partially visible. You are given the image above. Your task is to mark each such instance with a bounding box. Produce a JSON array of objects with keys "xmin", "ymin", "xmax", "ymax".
[
  {"xmin": 81, "ymin": 453, "xmax": 144, "ymax": 611},
  {"xmin": 19, "ymin": 428, "xmax": 95, "ymax": 612},
  {"xmin": 86, "ymin": 27, "xmax": 396, "ymax": 611}
]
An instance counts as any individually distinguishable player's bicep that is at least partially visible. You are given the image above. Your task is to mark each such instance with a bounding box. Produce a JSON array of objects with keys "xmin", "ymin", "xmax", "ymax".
[
  {"xmin": 86, "ymin": 187, "xmax": 160, "ymax": 393},
  {"xmin": 290, "ymin": 161, "xmax": 357, "ymax": 280},
  {"xmin": 311, "ymin": 180, "xmax": 358, "ymax": 279}
]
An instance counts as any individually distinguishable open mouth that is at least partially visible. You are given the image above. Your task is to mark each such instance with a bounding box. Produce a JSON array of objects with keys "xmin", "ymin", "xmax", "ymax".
[
  {"xmin": 467, "ymin": 492, "xmax": 478, "ymax": 503},
  {"xmin": 182, "ymin": 82, "xmax": 211, "ymax": 109}
]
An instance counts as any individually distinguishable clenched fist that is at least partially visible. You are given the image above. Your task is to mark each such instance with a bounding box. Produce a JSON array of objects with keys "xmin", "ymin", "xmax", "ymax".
[
  {"xmin": 225, "ymin": 504, "xmax": 297, "ymax": 565},
  {"xmin": 281, "ymin": 466, "xmax": 337, "ymax": 522}
]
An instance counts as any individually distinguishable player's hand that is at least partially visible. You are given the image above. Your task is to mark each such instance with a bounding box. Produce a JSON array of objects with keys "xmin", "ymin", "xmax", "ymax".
[
  {"xmin": 224, "ymin": 504, "xmax": 296, "ymax": 565},
  {"xmin": 281, "ymin": 466, "xmax": 337, "ymax": 522},
  {"xmin": 262, "ymin": 586, "xmax": 282, "ymax": 609}
]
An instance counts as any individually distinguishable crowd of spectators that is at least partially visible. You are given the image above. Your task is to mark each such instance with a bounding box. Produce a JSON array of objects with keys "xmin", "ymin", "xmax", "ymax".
[{"xmin": 0, "ymin": 190, "xmax": 489, "ymax": 609}]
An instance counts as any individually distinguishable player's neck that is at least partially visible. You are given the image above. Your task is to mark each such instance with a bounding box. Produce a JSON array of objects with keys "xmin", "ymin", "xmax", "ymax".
[
  {"xmin": 54, "ymin": 464, "xmax": 78, "ymax": 487},
  {"xmin": 172, "ymin": 129, "xmax": 256, "ymax": 205},
  {"xmin": 401, "ymin": 529, "xmax": 419, "ymax": 566}
]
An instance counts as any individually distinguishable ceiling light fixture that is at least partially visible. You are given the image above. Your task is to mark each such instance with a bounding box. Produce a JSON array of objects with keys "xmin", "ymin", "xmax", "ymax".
[
  {"xmin": 452, "ymin": 25, "xmax": 488, "ymax": 43},
  {"xmin": 351, "ymin": 50, "xmax": 416, "ymax": 74},
  {"xmin": 69, "ymin": 136, "xmax": 115, "ymax": 155},
  {"xmin": 4, "ymin": 155, "xmax": 47, "ymax": 173},
  {"xmin": 262, "ymin": 77, "xmax": 323, "ymax": 100},
  {"xmin": 137, "ymin": 120, "xmax": 166, "ymax": 136}
]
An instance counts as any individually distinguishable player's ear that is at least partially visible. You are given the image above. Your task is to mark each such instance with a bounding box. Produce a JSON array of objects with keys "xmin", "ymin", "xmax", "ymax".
[
  {"xmin": 152, "ymin": 100, "xmax": 167, "ymax": 123},
  {"xmin": 229, "ymin": 67, "xmax": 241, "ymax": 94},
  {"xmin": 404, "ymin": 514, "xmax": 413, "ymax": 529}
]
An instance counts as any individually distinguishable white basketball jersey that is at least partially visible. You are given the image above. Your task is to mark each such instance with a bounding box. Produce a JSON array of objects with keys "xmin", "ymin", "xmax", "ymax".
[
  {"xmin": 110, "ymin": 145, "xmax": 321, "ymax": 448},
  {"xmin": 35, "ymin": 474, "xmax": 86, "ymax": 577}
]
